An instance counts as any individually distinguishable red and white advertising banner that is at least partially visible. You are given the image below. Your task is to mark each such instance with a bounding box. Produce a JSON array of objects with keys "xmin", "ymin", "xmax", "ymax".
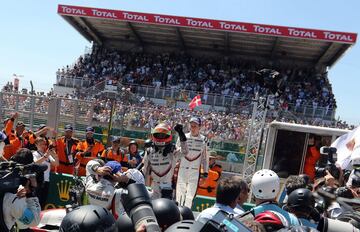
[{"xmin": 58, "ymin": 5, "xmax": 357, "ymax": 44}]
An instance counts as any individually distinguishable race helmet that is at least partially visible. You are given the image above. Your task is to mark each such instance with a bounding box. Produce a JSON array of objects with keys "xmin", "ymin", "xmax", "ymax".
[
  {"xmin": 251, "ymin": 169, "xmax": 280, "ymax": 200},
  {"xmin": 254, "ymin": 210, "xmax": 289, "ymax": 232},
  {"xmin": 59, "ymin": 205, "xmax": 117, "ymax": 232},
  {"xmin": 151, "ymin": 123, "xmax": 172, "ymax": 146},
  {"xmin": 152, "ymin": 198, "xmax": 181, "ymax": 230},
  {"xmin": 124, "ymin": 168, "xmax": 145, "ymax": 185},
  {"xmin": 287, "ymin": 188, "xmax": 315, "ymax": 212}
]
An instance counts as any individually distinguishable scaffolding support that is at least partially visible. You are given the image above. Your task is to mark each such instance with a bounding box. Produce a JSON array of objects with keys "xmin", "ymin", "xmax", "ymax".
[{"xmin": 242, "ymin": 95, "xmax": 268, "ymax": 182}]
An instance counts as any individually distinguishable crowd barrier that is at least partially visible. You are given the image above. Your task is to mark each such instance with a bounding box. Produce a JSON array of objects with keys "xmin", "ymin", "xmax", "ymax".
[{"xmin": 44, "ymin": 172, "xmax": 255, "ymax": 212}]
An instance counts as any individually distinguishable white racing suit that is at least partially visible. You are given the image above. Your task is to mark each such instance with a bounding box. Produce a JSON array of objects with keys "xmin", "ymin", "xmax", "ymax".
[
  {"xmin": 176, "ymin": 133, "xmax": 208, "ymax": 208},
  {"xmin": 142, "ymin": 141, "xmax": 188, "ymax": 199},
  {"xmin": 2, "ymin": 193, "xmax": 41, "ymax": 230},
  {"xmin": 85, "ymin": 160, "xmax": 126, "ymax": 218}
]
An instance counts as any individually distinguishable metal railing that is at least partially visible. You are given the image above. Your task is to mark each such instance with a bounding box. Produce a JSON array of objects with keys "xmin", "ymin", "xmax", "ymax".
[{"xmin": 54, "ymin": 75, "xmax": 336, "ymax": 120}]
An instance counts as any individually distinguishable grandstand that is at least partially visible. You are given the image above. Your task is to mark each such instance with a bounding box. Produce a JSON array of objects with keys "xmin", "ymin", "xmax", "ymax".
[{"xmin": 55, "ymin": 4, "xmax": 356, "ymax": 122}]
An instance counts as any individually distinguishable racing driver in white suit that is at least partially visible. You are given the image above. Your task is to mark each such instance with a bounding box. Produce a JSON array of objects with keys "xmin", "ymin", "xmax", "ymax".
[
  {"xmin": 176, "ymin": 117, "xmax": 209, "ymax": 208},
  {"xmin": 85, "ymin": 159, "xmax": 145, "ymax": 218},
  {"xmin": 142, "ymin": 123, "xmax": 188, "ymax": 199}
]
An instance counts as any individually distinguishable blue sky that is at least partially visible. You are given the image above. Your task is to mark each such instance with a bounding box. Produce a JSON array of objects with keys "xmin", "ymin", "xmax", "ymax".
[{"xmin": 0, "ymin": 1, "xmax": 359, "ymax": 125}]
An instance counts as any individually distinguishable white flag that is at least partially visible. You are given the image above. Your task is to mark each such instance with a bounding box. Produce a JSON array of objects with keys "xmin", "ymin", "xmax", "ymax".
[{"xmin": 332, "ymin": 126, "xmax": 360, "ymax": 169}]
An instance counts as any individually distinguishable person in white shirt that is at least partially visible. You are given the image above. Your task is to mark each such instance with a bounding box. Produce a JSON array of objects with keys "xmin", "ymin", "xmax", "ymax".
[
  {"xmin": 32, "ymin": 137, "xmax": 59, "ymax": 209},
  {"xmin": 196, "ymin": 177, "xmax": 242, "ymax": 222}
]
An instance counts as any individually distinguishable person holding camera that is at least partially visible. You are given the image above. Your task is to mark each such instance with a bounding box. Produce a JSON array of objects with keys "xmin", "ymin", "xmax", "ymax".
[
  {"xmin": 85, "ymin": 159, "xmax": 145, "ymax": 218},
  {"xmin": 32, "ymin": 137, "xmax": 59, "ymax": 209},
  {"xmin": 1, "ymin": 148, "xmax": 43, "ymax": 231},
  {"xmin": 142, "ymin": 123, "xmax": 188, "ymax": 199}
]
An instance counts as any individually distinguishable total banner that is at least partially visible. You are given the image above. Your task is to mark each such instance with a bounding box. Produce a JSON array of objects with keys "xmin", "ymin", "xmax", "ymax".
[{"xmin": 58, "ymin": 4, "xmax": 357, "ymax": 43}]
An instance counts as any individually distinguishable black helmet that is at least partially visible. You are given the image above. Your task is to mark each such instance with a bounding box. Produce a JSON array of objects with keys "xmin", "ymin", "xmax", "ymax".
[
  {"xmin": 59, "ymin": 205, "xmax": 117, "ymax": 232},
  {"xmin": 287, "ymin": 188, "xmax": 315, "ymax": 212},
  {"xmin": 178, "ymin": 206, "xmax": 194, "ymax": 220},
  {"xmin": 164, "ymin": 220, "xmax": 204, "ymax": 232},
  {"xmin": 116, "ymin": 213, "xmax": 134, "ymax": 232},
  {"xmin": 152, "ymin": 198, "xmax": 181, "ymax": 230}
]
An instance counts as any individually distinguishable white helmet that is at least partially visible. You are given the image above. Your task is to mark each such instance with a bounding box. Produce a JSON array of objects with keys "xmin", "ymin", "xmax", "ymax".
[
  {"xmin": 124, "ymin": 169, "xmax": 145, "ymax": 185},
  {"xmin": 251, "ymin": 169, "xmax": 280, "ymax": 200}
]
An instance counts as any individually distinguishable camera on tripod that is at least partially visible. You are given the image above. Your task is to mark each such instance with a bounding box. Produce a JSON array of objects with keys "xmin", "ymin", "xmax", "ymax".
[{"xmin": 315, "ymin": 146, "xmax": 340, "ymax": 179}]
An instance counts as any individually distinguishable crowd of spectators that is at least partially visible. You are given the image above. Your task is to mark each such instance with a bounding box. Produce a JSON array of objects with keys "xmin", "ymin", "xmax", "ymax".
[
  {"xmin": 57, "ymin": 45, "xmax": 337, "ymax": 112},
  {"xmin": 0, "ymin": 85, "xmax": 355, "ymax": 141}
]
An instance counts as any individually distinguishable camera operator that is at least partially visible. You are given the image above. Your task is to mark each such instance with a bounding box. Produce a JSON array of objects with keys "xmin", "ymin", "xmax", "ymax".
[
  {"xmin": 32, "ymin": 137, "xmax": 59, "ymax": 209},
  {"xmin": 1, "ymin": 148, "xmax": 42, "ymax": 231},
  {"xmin": 85, "ymin": 159, "xmax": 145, "ymax": 218}
]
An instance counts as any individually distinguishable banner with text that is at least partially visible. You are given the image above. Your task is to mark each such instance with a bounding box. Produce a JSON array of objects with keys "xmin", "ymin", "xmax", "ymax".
[{"xmin": 58, "ymin": 4, "xmax": 357, "ymax": 44}]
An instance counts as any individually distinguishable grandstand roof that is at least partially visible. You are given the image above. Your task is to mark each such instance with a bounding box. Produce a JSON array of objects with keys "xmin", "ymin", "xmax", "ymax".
[{"xmin": 58, "ymin": 4, "xmax": 357, "ymax": 68}]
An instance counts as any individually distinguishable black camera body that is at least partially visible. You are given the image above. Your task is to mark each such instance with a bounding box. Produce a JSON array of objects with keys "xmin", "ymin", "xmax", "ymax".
[
  {"xmin": 202, "ymin": 210, "xmax": 252, "ymax": 232},
  {"xmin": 315, "ymin": 147, "xmax": 340, "ymax": 179},
  {"xmin": 0, "ymin": 162, "xmax": 45, "ymax": 194}
]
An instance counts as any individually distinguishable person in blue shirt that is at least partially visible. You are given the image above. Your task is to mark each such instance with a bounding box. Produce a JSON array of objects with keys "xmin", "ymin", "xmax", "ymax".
[
  {"xmin": 126, "ymin": 140, "xmax": 142, "ymax": 168},
  {"xmin": 196, "ymin": 177, "xmax": 242, "ymax": 221},
  {"xmin": 250, "ymin": 169, "xmax": 300, "ymax": 226}
]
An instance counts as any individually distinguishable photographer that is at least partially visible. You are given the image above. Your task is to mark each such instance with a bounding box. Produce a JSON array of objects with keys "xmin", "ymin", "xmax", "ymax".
[
  {"xmin": 85, "ymin": 159, "xmax": 145, "ymax": 217},
  {"xmin": 1, "ymin": 148, "xmax": 42, "ymax": 231},
  {"xmin": 32, "ymin": 137, "xmax": 59, "ymax": 209}
]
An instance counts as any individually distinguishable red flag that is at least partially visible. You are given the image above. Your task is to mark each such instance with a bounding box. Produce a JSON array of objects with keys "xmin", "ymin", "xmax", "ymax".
[{"xmin": 189, "ymin": 95, "xmax": 202, "ymax": 110}]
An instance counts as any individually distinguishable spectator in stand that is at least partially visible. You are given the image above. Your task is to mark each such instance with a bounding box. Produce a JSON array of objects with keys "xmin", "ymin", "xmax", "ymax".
[{"xmin": 57, "ymin": 45, "xmax": 337, "ymax": 112}]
